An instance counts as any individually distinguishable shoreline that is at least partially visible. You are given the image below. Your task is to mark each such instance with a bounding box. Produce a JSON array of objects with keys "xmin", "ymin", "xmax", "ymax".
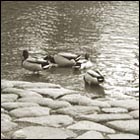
[{"xmin": 1, "ymin": 79, "xmax": 139, "ymax": 139}]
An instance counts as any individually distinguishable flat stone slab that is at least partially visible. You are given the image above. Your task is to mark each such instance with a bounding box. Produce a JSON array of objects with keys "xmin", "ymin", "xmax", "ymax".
[
  {"xmin": 1, "ymin": 133, "xmax": 5, "ymax": 139},
  {"xmin": 1, "ymin": 114, "xmax": 12, "ymax": 121},
  {"xmin": 52, "ymin": 106, "xmax": 100, "ymax": 117},
  {"xmin": 1, "ymin": 94, "xmax": 18, "ymax": 103},
  {"xmin": 67, "ymin": 120, "xmax": 115, "ymax": 134},
  {"xmin": 107, "ymin": 120, "xmax": 139, "ymax": 134},
  {"xmin": 107, "ymin": 133, "xmax": 139, "ymax": 139},
  {"xmin": 1, "ymin": 80, "xmax": 14, "ymax": 90},
  {"xmin": 10, "ymin": 80, "xmax": 61, "ymax": 89},
  {"xmin": 78, "ymin": 113, "xmax": 133, "ymax": 122},
  {"xmin": 129, "ymin": 110, "xmax": 139, "ymax": 119},
  {"xmin": 1, "ymin": 108, "xmax": 8, "ymax": 114},
  {"xmin": 101, "ymin": 107, "xmax": 128, "ymax": 113},
  {"xmin": 43, "ymin": 100, "xmax": 71, "ymax": 109},
  {"xmin": 12, "ymin": 126, "xmax": 77, "ymax": 139},
  {"xmin": 108, "ymin": 99, "xmax": 139, "ymax": 110},
  {"xmin": 2, "ymin": 88, "xmax": 42, "ymax": 98},
  {"xmin": 14, "ymin": 115, "xmax": 73, "ymax": 127},
  {"xmin": 2, "ymin": 88, "xmax": 25, "ymax": 94},
  {"xmin": 60, "ymin": 94, "xmax": 110, "ymax": 107},
  {"xmin": 76, "ymin": 130, "xmax": 104, "ymax": 139},
  {"xmin": 10, "ymin": 106, "xmax": 50, "ymax": 118},
  {"xmin": 18, "ymin": 97, "xmax": 71, "ymax": 109},
  {"xmin": 2, "ymin": 102, "xmax": 39, "ymax": 110},
  {"xmin": 1, "ymin": 120, "xmax": 18, "ymax": 133},
  {"xmin": 27, "ymin": 88, "xmax": 77, "ymax": 99},
  {"xmin": 18, "ymin": 96, "xmax": 50, "ymax": 103}
]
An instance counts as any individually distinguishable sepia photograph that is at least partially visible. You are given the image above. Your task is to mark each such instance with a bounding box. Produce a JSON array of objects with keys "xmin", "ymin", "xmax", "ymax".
[{"xmin": 1, "ymin": 1, "xmax": 139, "ymax": 139}]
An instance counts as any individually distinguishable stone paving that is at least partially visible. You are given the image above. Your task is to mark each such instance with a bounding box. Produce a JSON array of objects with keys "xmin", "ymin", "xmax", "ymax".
[{"xmin": 1, "ymin": 80, "xmax": 139, "ymax": 139}]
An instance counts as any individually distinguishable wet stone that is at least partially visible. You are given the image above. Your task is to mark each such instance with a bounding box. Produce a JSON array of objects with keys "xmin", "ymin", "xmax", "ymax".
[
  {"xmin": 12, "ymin": 126, "xmax": 77, "ymax": 139},
  {"xmin": 129, "ymin": 110, "xmax": 139, "ymax": 119},
  {"xmin": 1, "ymin": 102, "xmax": 39, "ymax": 111},
  {"xmin": 76, "ymin": 130, "xmax": 105, "ymax": 139},
  {"xmin": 107, "ymin": 133, "xmax": 139, "ymax": 139},
  {"xmin": 1, "ymin": 120, "xmax": 18, "ymax": 133},
  {"xmin": 10, "ymin": 106, "xmax": 50, "ymax": 118},
  {"xmin": 1, "ymin": 114, "xmax": 12, "ymax": 121},
  {"xmin": 52, "ymin": 106, "xmax": 100, "ymax": 118},
  {"xmin": 18, "ymin": 96, "xmax": 49, "ymax": 103},
  {"xmin": 108, "ymin": 99, "xmax": 139, "ymax": 110},
  {"xmin": 1, "ymin": 80, "xmax": 14, "ymax": 90},
  {"xmin": 44, "ymin": 100, "xmax": 71, "ymax": 109},
  {"xmin": 1, "ymin": 94, "xmax": 18, "ymax": 103},
  {"xmin": 18, "ymin": 90, "xmax": 43, "ymax": 98},
  {"xmin": 60, "ymin": 94, "xmax": 110, "ymax": 107},
  {"xmin": 18, "ymin": 97, "xmax": 71, "ymax": 109},
  {"xmin": 1, "ymin": 108, "xmax": 8, "ymax": 114},
  {"xmin": 9, "ymin": 81, "xmax": 31, "ymax": 86},
  {"xmin": 27, "ymin": 88, "xmax": 77, "ymax": 99},
  {"xmin": 1, "ymin": 133, "xmax": 5, "ymax": 139},
  {"xmin": 14, "ymin": 115, "xmax": 73, "ymax": 127},
  {"xmin": 78, "ymin": 113, "xmax": 133, "ymax": 122},
  {"xmin": 2, "ymin": 88, "xmax": 42, "ymax": 98},
  {"xmin": 2, "ymin": 88, "xmax": 24, "ymax": 94},
  {"xmin": 101, "ymin": 107, "xmax": 128, "ymax": 113},
  {"xmin": 67, "ymin": 120, "xmax": 115, "ymax": 134},
  {"xmin": 107, "ymin": 120, "xmax": 139, "ymax": 134},
  {"xmin": 11, "ymin": 81, "xmax": 61, "ymax": 89}
]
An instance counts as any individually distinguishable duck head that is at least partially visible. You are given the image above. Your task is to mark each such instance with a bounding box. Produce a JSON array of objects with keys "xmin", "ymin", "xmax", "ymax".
[
  {"xmin": 85, "ymin": 53, "xmax": 90, "ymax": 60},
  {"xmin": 22, "ymin": 50, "xmax": 29, "ymax": 60}
]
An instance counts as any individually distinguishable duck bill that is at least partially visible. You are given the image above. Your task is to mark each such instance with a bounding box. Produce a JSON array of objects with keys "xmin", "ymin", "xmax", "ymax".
[{"xmin": 98, "ymin": 77, "xmax": 104, "ymax": 83}]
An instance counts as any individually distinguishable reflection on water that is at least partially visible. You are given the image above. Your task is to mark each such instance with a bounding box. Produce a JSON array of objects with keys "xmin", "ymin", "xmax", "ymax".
[
  {"xmin": 84, "ymin": 84, "xmax": 105, "ymax": 98},
  {"xmin": 1, "ymin": 1, "xmax": 139, "ymax": 97}
]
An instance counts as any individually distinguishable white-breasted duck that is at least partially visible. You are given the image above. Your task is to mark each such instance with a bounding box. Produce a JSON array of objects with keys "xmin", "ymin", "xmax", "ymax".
[
  {"xmin": 22, "ymin": 50, "xmax": 50, "ymax": 74},
  {"xmin": 84, "ymin": 69, "xmax": 104, "ymax": 85},
  {"xmin": 73, "ymin": 53, "xmax": 93, "ymax": 70}
]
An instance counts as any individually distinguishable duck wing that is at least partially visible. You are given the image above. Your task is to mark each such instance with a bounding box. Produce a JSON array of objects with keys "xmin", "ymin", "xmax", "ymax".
[
  {"xmin": 54, "ymin": 55, "xmax": 76, "ymax": 67},
  {"xmin": 26, "ymin": 58, "xmax": 48, "ymax": 64},
  {"xmin": 87, "ymin": 70, "xmax": 104, "ymax": 82},
  {"xmin": 58, "ymin": 52, "xmax": 81, "ymax": 61},
  {"xmin": 87, "ymin": 70, "xmax": 101, "ymax": 78}
]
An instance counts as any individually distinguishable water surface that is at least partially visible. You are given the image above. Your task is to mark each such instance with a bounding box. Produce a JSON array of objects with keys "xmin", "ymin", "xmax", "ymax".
[{"xmin": 1, "ymin": 1, "xmax": 139, "ymax": 97}]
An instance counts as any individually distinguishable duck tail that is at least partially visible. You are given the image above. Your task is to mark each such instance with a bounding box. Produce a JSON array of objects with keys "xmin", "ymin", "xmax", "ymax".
[
  {"xmin": 95, "ymin": 70, "xmax": 104, "ymax": 82},
  {"xmin": 72, "ymin": 62, "xmax": 81, "ymax": 69},
  {"xmin": 75, "ymin": 55, "xmax": 82, "ymax": 61},
  {"xmin": 41, "ymin": 61, "xmax": 50, "ymax": 69}
]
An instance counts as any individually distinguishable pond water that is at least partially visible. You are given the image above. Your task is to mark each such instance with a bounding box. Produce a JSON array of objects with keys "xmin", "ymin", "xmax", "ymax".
[{"xmin": 1, "ymin": 1, "xmax": 139, "ymax": 97}]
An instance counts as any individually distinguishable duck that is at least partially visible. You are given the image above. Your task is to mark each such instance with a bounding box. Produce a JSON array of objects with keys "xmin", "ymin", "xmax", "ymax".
[
  {"xmin": 22, "ymin": 50, "xmax": 50, "ymax": 74},
  {"xmin": 84, "ymin": 69, "xmax": 104, "ymax": 85},
  {"xmin": 73, "ymin": 53, "xmax": 93, "ymax": 70},
  {"xmin": 44, "ymin": 52, "xmax": 81, "ymax": 67}
]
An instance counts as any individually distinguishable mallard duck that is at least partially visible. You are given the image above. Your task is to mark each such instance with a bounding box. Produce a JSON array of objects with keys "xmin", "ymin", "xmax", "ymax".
[
  {"xmin": 22, "ymin": 50, "xmax": 50, "ymax": 73},
  {"xmin": 73, "ymin": 53, "xmax": 93, "ymax": 70},
  {"xmin": 44, "ymin": 52, "xmax": 81, "ymax": 67},
  {"xmin": 84, "ymin": 70, "xmax": 104, "ymax": 85}
]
